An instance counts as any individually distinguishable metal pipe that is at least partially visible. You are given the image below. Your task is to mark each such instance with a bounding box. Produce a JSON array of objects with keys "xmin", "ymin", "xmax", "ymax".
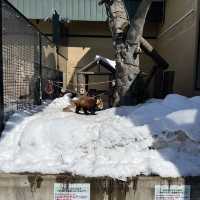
[
  {"xmin": 158, "ymin": 9, "xmax": 195, "ymax": 38},
  {"xmin": 140, "ymin": 37, "xmax": 169, "ymax": 69}
]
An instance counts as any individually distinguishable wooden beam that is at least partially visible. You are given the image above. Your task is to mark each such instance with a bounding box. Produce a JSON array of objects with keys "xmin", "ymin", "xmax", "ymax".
[
  {"xmin": 140, "ymin": 37, "xmax": 169, "ymax": 69},
  {"xmin": 78, "ymin": 72, "xmax": 112, "ymax": 75}
]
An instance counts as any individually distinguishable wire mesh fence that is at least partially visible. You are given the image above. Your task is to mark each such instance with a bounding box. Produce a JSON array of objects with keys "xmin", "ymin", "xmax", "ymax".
[
  {"xmin": 2, "ymin": 0, "xmax": 40, "ymax": 113},
  {"xmin": 0, "ymin": 0, "xmax": 63, "ymax": 133},
  {"xmin": 40, "ymin": 34, "xmax": 63, "ymax": 99}
]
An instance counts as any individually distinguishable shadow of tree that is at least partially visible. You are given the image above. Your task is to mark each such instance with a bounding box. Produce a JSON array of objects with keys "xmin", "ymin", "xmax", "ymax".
[
  {"xmin": 114, "ymin": 94, "xmax": 200, "ymax": 177},
  {"xmin": 1, "ymin": 104, "xmax": 47, "ymax": 140}
]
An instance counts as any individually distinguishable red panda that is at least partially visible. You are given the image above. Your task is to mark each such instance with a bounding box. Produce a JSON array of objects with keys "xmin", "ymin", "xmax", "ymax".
[{"xmin": 71, "ymin": 96, "xmax": 103, "ymax": 115}]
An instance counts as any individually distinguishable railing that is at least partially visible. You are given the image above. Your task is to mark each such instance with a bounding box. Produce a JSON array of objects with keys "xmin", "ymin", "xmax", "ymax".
[{"xmin": 0, "ymin": 0, "xmax": 63, "ymax": 133}]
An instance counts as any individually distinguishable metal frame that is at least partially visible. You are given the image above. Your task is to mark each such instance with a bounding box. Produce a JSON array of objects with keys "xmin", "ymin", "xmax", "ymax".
[
  {"xmin": 0, "ymin": 0, "xmax": 63, "ymax": 135},
  {"xmin": 0, "ymin": 0, "xmax": 4, "ymax": 134},
  {"xmin": 2, "ymin": 0, "xmax": 64, "ymax": 59}
]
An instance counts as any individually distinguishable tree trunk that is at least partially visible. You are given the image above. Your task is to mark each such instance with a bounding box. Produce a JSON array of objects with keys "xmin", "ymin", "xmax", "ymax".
[{"xmin": 99, "ymin": 0, "xmax": 152, "ymax": 106}]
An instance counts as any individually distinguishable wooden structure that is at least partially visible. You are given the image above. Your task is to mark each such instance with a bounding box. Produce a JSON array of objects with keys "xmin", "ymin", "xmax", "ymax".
[{"xmin": 77, "ymin": 57, "xmax": 116, "ymax": 108}]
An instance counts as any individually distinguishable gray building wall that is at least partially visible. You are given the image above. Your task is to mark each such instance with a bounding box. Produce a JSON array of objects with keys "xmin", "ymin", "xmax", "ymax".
[{"xmin": 156, "ymin": 0, "xmax": 200, "ymax": 96}]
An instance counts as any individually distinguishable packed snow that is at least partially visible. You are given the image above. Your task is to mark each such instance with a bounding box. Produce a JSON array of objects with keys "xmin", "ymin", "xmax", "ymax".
[{"xmin": 0, "ymin": 94, "xmax": 200, "ymax": 180}]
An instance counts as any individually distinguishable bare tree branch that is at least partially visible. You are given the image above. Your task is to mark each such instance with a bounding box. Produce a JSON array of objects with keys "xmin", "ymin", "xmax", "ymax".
[{"xmin": 126, "ymin": 0, "xmax": 153, "ymax": 44}]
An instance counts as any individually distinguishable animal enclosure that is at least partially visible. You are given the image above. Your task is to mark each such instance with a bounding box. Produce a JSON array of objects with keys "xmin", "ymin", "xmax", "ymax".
[{"xmin": 0, "ymin": 0, "xmax": 63, "ymax": 133}]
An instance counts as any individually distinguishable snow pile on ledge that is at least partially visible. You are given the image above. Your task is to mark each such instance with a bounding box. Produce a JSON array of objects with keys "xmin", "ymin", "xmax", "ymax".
[{"xmin": 0, "ymin": 94, "xmax": 200, "ymax": 180}]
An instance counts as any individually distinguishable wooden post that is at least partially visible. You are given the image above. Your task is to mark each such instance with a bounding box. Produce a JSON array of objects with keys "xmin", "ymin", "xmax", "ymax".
[
  {"xmin": 154, "ymin": 68, "xmax": 164, "ymax": 98},
  {"xmin": 163, "ymin": 71, "xmax": 175, "ymax": 97},
  {"xmin": 108, "ymin": 75, "xmax": 113, "ymax": 107},
  {"xmin": 85, "ymin": 74, "xmax": 89, "ymax": 93},
  {"xmin": 77, "ymin": 73, "xmax": 85, "ymax": 95}
]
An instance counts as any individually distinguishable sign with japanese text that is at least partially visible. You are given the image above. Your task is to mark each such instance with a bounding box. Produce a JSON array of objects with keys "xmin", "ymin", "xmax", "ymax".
[
  {"xmin": 54, "ymin": 183, "xmax": 90, "ymax": 200},
  {"xmin": 155, "ymin": 185, "xmax": 190, "ymax": 200}
]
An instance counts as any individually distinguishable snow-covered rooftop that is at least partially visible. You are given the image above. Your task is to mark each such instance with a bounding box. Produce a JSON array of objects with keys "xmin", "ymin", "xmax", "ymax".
[
  {"xmin": 0, "ymin": 94, "xmax": 200, "ymax": 180},
  {"xmin": 95, "ymin": 55, "xmax": 116, "ymax": 70}
]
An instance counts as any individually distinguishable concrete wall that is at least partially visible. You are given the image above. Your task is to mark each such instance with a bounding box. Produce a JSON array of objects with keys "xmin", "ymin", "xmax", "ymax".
[
  {"xmin": 156, "ymin": 0, "xmax": 200, "ymax": 96},
  {"xmin": 31, "ymin": 21, "xmax": 114, "ymax": 90},
  {"xmin": 33, "ymin": 1, "xmax": 200, "ymax": 97},
  {"xmin": 67, "ymin": 38, "xmax": 114, "ymax": 90},
  {"xmin": 31, "ymin": 20, "xmax": 68, "ymax": 88},
  {"xmin": 32, "ymin": 20, "xmax": 158, "ymax": 93},
  {"xmin": 65, "ymin": 22, "xmax": 114, "ymax": 90},
  {"xmin": 65, "ymin": 22, "xmax": 158, "ymax": 92},
  {"xmin": 0, "ymin": 174, "xmax": 200, "ymax": 200}
]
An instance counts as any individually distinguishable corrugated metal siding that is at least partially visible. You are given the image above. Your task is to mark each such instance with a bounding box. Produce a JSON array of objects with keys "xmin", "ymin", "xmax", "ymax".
[
  {"xmin": 7, "ymin": 0, "xmax": 164, "ymax": 22},
  {"xmin": 7, "ymin": 0, "xmax": 107, "ymax": 21}
]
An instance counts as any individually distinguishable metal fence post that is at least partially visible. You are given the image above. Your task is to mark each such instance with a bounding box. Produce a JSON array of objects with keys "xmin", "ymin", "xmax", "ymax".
[
  {"xmin": 0, "ymin": 0, "xmax": 4, "ymax": 135},
  {"xmin": 33, "ymin": 32, "xmax": 43, "ymax": 105},
  {"xmin": 33, "ymin": 32, "xmax": 42, "ymax": 105},
  {"xmin": 39, "ymin": 33, "xmax": 42, "ymax": 104}
]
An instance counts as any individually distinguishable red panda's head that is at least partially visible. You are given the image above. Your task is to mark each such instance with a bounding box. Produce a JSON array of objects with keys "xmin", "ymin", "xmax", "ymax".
[{"xmin": 96, "ymin": 98, "xmax": 104, "ymax": 110}]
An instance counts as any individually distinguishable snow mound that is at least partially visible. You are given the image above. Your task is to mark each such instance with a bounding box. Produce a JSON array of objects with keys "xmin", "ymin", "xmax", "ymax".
[{"xmin": 0, "ymin": 94, "xmax": 200, "ymax": 180}]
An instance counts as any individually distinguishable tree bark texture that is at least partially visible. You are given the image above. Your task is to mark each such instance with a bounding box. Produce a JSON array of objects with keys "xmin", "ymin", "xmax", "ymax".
[{"xmin": 99, "ymin": 0, "xmax": 153, "ymax": 106}]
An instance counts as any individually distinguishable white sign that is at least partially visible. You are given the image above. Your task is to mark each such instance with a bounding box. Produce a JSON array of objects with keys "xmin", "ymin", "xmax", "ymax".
[
  {"xmin": 155, "ymin": 185, "xmax": 190, "ymax": 200},
  {"xmin": 54, "ymin": 183, "xmax": 90, "ymax": 200}
]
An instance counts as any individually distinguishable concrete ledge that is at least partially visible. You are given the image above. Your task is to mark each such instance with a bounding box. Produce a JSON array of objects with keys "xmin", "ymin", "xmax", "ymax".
[{"xmin": 0, "ymin": 173, "xmax": 199, "ymax": 200}]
